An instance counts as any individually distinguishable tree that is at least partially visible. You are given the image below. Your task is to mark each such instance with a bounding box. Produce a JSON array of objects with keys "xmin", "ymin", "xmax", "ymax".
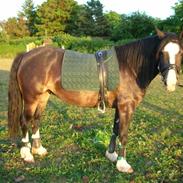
[
  {"xmin": 35, "ymin": 0, "xmax": 76, "ymax": 36},
  {"xmin": 105, "ymin": 11, "xmax": 123, "ymax": 40},
  {"xmin": 19, "ymin": 0, "xmax": 37, "ymax": 35},
  {"xmin": 156, "ymin": 16, "xmax": 179, "ymax": 33},
  {"xmin": 157, "ymin": 0, "xmax": 183, "ymax": 33},
  {"xmin": 173, "ymin": 0, "xmax": 183, "ymax": 32},
  {"xmin": 106, "ymin": 12, "xmax": 156, "ymax": 40},
  {"xmin": 4, "ymin": 17, "xmax": 29, "ymax": 38},
  {"xmin": 0, "ymin": 21, "xmax": 8, "ymax": 41},
  {"xmin": 83, "ymin": 0, "xmax": 108, "ymax": 37},
  {"xmin": 65, "ymin": 4, "xmax": 88, "ymax": 36},
  {"xmin": 125, "ymin": 12, "xmax": 155, "ymax": 38},
  {"xmin": 108, "ymin": 14, "xmax": 137, "ymax": 41}
]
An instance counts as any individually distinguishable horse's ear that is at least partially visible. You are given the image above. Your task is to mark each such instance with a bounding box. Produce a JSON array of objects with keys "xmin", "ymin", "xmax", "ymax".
[{"xmin": 156, "ymin": 28, "xmax": 165, "ymax": 39}]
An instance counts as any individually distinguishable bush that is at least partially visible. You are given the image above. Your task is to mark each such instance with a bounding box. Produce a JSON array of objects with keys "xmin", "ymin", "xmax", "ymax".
[
  {"xmin": 115, "ymin": 38, "xmax": 136, "ymax": 46},
  {"xmin": 0, "ymin": 37, "xmax": 45, "ymax": 58},
  {"xmin": 0, "ymin": 43, "xmax": 25, "ymax": 58},
  {"xmin": 0, "ymin": 33, "xmax": 135, "ymax": 58},
  {"xmin": 8, "ymin": 37, "xmax": 43, "ymax": 45},
  {"xmin": 52, "ymin": 33, "xmax": 113, "ymax": 53}
]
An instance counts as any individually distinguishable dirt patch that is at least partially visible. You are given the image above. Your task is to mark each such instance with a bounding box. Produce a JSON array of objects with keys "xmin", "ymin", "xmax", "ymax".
[
  {"xmin": 0, "ymin": 58, "xmax": 13, "ymax": 71},
  {"xmin": 0, "ymin": 58, "xmax": 12, "ymax": 117}
]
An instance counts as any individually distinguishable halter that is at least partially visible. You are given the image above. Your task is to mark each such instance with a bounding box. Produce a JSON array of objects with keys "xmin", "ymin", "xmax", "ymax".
[
  {"xmin": 158, "ymin": 60, "xmax": 178, "ymax": 84},
  {"xmin": 158, "ymin": 38, "xmax": 180, "ymax": 84}
]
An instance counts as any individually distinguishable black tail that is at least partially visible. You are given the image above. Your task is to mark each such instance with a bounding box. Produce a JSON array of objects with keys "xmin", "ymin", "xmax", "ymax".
[{"xmin": 8, "ymin": 53, "xmax": 24, "ymax": 138}]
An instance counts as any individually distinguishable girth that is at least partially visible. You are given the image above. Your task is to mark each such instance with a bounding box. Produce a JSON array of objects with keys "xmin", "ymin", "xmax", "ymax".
[{"xmin": 95, "ymin": 50, "xmax": 109, "ymax": 113}]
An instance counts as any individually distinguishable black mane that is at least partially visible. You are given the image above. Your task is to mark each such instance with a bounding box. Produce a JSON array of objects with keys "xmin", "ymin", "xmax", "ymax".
[{"xmin": 115, "ymin": 33, "xmax": 179, "ymax": 89}]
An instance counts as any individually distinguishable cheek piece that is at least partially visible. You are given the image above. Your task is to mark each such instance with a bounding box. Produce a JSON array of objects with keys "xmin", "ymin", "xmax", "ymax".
[{"xmin": 158, "ymin": 42, "xmax": 180, "ymax": 85}]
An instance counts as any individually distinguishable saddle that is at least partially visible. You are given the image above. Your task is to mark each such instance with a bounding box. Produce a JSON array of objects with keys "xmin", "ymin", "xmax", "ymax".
[{"xmin": 62, "ymin": 47, "xmax": 119, "ymax": 112}]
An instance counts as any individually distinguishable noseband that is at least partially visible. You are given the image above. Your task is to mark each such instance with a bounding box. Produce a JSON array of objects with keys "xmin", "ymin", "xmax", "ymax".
[{"xmin": 158, "ymin": 57, "xmax": 178, "ymax": 84}]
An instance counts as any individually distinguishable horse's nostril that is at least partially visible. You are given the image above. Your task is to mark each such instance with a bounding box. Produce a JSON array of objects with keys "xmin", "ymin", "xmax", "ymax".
[
  {"xmin": 164, "ymin": 80, "xmax": 168, "ymax": 86},
  {"xmin": 167, "ymin": 84, "xmax": 176, "ymax": 92}
]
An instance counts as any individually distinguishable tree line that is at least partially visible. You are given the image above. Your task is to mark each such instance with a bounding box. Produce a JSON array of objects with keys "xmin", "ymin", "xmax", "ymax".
[{"xmin": 0, "ymin": 0, "xmax": 183, "ymax": 40}]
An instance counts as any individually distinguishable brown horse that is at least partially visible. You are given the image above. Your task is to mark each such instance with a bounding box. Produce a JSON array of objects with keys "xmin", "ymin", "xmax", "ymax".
[{"xmin": 8, "ymin": 29, "xmax": 183, "ymax": 173}]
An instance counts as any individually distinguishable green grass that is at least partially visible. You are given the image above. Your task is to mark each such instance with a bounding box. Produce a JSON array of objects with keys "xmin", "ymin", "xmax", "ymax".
[
  {"xmin": 0, "ymin": 58, "xmax": 183, "ymax": 182},
  {"xmin": 0, "ymin": 43, "xmax": 26, "ymax": 58},
  {"xmin": 0, "ymin": 36, "xmax": 134, "ymax": 58}
]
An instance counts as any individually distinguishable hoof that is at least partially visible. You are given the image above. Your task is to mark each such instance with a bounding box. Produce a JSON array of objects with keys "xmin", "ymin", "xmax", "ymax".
[
  {"xmin": 116, "ymin": 157, "xmax": 134, "ymax": 173},
  {"xmin": 105, "ymin": 150, "xmax": 118, "ymax": 162},
  {"xmin": 32, "ymin": 146, "xmax": 47, "ymax": 156},
  {"xmin": 20, "ymin": 147, "xmax": 35, "ymax": 163},
  {"xmin": 24, "ymin": 157, "xmax": 35, "ymax": 163}
]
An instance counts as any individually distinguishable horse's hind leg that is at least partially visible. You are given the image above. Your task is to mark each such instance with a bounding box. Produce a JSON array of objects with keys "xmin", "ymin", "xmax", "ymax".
[
  {"xmin": 20, "ymin": 100, "xmax": 38, "ymax": 163},
  {"xmin": 31, "ymin": 93, "xmax": 49, "ymax": 156},
  {"xmin": 106, "ymin": 108, "xmax": 119, "ymax": 162}
]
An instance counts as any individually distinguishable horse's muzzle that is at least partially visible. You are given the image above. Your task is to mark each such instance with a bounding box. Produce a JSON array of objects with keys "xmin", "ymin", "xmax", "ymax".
[{"xmin": 166, "ymin": 84, "xmax": 176, "ymax": 92}]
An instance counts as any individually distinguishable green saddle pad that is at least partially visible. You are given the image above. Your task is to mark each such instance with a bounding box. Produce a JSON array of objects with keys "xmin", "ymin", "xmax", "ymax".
[{"xmin": 62, "ymin": 47, "xmax": 119, "ymax": 91}]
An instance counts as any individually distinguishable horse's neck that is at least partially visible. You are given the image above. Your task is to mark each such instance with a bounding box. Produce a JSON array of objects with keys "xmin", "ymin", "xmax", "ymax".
[
  {"xmin": 137, "ymin": 64, "xmax": 159, "ymax": 89},
  {"xmin": 131, "ymin": 38, "xmax": 160, "ymax": 89},
  {"xmin": 136, "ymin": 56, "xmax": 159, "ymax": 89},
  {"xmin": 116, "ymin": 36, "xmax": 160, "ymax": 89}
]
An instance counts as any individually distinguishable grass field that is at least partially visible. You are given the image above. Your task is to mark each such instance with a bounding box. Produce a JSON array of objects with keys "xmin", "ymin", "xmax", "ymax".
[
  {"xmin": 0, "ymin": 58, "xmax": 183, "ymax": 183},
  {"xmin": 0, "ymin": 44, "xmax": 26, "ymax": 58}
]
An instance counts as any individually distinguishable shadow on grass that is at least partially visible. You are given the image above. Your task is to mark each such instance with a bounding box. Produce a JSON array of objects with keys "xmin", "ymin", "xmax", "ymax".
[
  {"xmin": 0, "ymin": 100, "xmax": 182, "ymax": 182},
  {"xmin": 142, "ymin": 101, "xmax": 183, "ymax": 120},
  {"xmin": 0, "ymin": 68, "xmax": 182, "ymax": 182}
]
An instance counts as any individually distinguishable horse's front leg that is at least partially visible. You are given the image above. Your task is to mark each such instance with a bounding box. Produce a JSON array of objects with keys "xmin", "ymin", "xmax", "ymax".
[
  {"xmin": 106, "ymin": 108, "xmax": 119, "ymax": 162},
  {"xmin": 116, "ymin": 100, "xmax": 134, "ymax": 173}
]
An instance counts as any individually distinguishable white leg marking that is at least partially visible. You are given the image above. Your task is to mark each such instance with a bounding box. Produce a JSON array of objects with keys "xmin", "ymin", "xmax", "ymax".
[
  {"xmin": 32, "ymin": 129, "xmax": 40, "ymax": 139},
  {"xmin": 32, "ymin": 145, "xmax": 47, "ymax": 156},
  {"xmin": 116, "ymin": 157, "xmax": 133, "ymax": 173},
  {"xmin": 22, "ymin": 132, "xmax": 29, "ymax": 143},
  {"xmin": 32, "ymin": 129, "xmax": 47, "ymax": 156},
  {"xmin": 20, "ymin": 143, "xmax": 34, "ymax": 163},
  {"xmin": 105, "ymin": 150, "xmax": 118, "ymax": 162}
]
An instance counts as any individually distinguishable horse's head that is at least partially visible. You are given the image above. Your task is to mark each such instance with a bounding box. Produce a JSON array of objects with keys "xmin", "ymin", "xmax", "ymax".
[{"xmin": 156, "ymin": 29, "xmax": 183, "ymax": 92}]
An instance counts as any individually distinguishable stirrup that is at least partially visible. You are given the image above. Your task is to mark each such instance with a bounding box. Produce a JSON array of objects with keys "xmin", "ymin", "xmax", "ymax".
[{"xmin": 98, "ymin": 101, "xmax": 106, "ymax": 113}]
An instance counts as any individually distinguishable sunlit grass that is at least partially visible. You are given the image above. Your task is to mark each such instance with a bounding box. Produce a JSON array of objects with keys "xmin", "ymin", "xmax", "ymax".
[
  {"xmin": 0, "ymin": 43, "xmax": 25, "ymax": 58},
  {"xmin": 0, "ymin": 58, "xmax": 182, "ymax": 182}
]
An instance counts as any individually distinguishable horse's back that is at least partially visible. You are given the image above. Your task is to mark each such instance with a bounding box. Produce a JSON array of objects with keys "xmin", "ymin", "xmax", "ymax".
[{"xmin": 20, "ymin": 46, "xmax": 64, "ymax": 67}]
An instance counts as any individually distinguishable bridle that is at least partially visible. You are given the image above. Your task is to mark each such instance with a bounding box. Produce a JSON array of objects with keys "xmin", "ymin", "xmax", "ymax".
[
  {"xmin": 157, "ymin": 38, "xmax": 182, "ymax": 85},
  {"xmin": 158, "ymin": 57, "xmax": 179, "ymax": 85},
  {"xmin": 158, "ymin": 59, "xmax": 183, "ymax": 88}
]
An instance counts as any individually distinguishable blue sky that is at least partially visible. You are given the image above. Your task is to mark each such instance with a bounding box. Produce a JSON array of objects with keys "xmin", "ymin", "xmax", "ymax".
[{"xmin": 0, "ymin": 0, "xmax": 178, "ymax": 21}]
